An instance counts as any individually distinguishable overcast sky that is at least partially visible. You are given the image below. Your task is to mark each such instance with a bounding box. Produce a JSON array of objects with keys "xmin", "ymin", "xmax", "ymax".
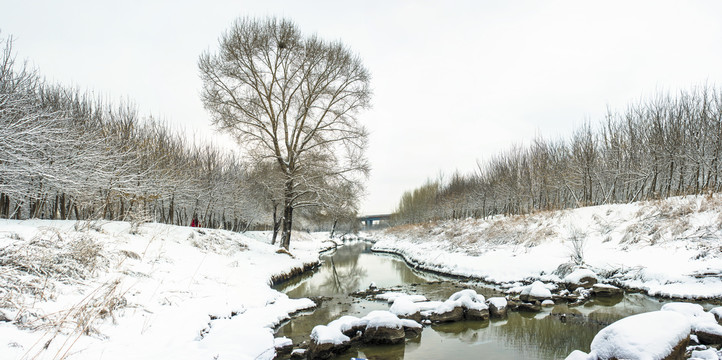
[{"xmin": 3, "ymin": 0, "xmax": 722, "ymax": 215}]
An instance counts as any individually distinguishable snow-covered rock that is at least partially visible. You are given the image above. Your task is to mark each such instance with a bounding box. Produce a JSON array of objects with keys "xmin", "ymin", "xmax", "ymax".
[
  {"xmin": 689, "ymin": 348, "xmax": 720, "ymax": 360},
  {"xmin": 487, "ymin": 297, "xmax": 508, "ymax": 318},
  {"xmin": 589, "ymin": 311, "xmax": 691, "ymax": 360},
  {"xmin": 710, "ymin": 307, "xmax": 722, "ymax": 324},
  {"xmin": 564, "ymin": 268, "xmax": 598, "ymax": 289},
  {"xmin": 661, "ymin": 302, "xmax": 722, "ymax": 345},
  {"xmin": 520, "ymin": 281, "xmax": 553, "ymax": 302},
  {"xmin": 542, "ymin": 299, "xmax": 555, "ymax": 307},
  {"xmin": 592, "ymin": 283, "xmax": 623, "ymax": 297},
  {"xmin": 564, "ymin": 350, "xmax": 598, "ymax": 360}
]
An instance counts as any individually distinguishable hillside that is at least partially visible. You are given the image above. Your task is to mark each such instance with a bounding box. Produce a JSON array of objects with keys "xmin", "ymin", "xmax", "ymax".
[{"xmin": 369, "ymin": 194, "xmax": 722, "ymax": 299}]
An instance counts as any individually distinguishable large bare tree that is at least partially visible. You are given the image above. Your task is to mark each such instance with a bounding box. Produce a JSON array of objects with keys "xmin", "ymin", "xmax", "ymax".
[{"xmin": 198, "ymin": 17, "xmax": 371, "ymax": 249}]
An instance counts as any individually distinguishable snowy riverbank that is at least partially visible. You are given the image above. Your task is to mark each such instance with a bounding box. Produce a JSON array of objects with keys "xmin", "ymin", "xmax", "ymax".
[
  {"xmin": 368, "ymin": 195, "xmax": 722, "ymax": 300},
  {"xmin": 0, "ymin": 219, "xmax": 334, "ymax": 360}
]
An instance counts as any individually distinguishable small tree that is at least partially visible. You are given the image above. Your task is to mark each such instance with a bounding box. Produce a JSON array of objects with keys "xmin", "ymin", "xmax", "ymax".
[{"xmin": 199, "ymin": 17, "xmax": 371, "ymax": 249}]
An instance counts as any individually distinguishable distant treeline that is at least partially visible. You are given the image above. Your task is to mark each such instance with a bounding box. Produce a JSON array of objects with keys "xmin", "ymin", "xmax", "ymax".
[
  {"xmin": 0, "ymin": 35, "xmax": 271, "ymax": 230},
  {"xmin": 395, "ymin": 84, "xmax": 722, "ymax": 224}
]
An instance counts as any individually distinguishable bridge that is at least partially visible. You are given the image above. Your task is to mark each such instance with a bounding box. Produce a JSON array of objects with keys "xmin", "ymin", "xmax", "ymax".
[{"xmin": 357, "ymin": 213, "xmax": 392, "ymax": 228}]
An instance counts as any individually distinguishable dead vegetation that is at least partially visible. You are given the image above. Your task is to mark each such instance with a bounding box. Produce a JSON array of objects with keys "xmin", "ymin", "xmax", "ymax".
[
  {"xmin": 187, "ymin": 229, "xmax": 248, "ymax": 254},
  {"xmin": 0, "ymin": 228, "xmax": 109, "ymax": 316}
]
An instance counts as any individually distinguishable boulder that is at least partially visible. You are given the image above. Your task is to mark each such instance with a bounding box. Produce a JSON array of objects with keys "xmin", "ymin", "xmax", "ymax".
[
  {"xmin": 307, "ymin": 325, "xmax": 351, "ymax": 360},
  {"xmin": 487, "ymin": 297, "xmax": 508, "ymax": 318},
  {"xmin": 516, "ymin": 302, "xmax": 542, "ymax": 313},
  {"xmin": 362, "ymin": 324, "xmax": 406, "ymax": 345},
  {"xmin": 428, "ymin": 305, "xmax": 464, "ymax": 323},
  {"xmin": 542, "ymin": 299, "xmax": 555, "ymax": 307},
  {"xmin": 402, "ymin": 320, "xmax": 423, "ymax": 337},
  {"xmin": 465, "ymin": 307, "xmax": 490, "ymax": 321},
  {"xmin": 661, "ymin": 302, "xmax": 722, "ymax": 346},
  {"xmin": 290, "ymin": 349, "xmax": 306, "ymax": 360},
  {"xmin": 694, "ymin": 330, "xmax": 722, "ymax": 346},
  {"xmin": 520, "ymin": 281, "xmax": 552, "ymax": 302},
  {"xmin": 563, "ymin": 268, "xmax": 598, "ymax": 290},
  {"xmin": 710, "ymin": 307, "xmax": 722, "ymax": 324},
  {"xmin": 589, "ymin": 311, "xmax": 690, "ymax": 360},
  {"xmin": 273, "ymin": 337, "xmax": 293, "ymax": 356},
  {"xmin": 306, "ymin": 340, "xmax": 350, "ymax": 360},
  {"xmin": 592, "ymin": 283, "xmax": 623, "ymax": 297}
]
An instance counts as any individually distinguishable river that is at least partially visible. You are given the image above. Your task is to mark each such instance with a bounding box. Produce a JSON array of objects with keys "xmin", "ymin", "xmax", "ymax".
[{"xmin": 274, "ymin": 242, "xmax": 680, "ymax": 359}]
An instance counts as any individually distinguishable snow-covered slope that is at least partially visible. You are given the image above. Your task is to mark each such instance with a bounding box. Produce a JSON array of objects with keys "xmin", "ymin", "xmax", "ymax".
[
  {"xmin": 369, "ymin": 195, "xmax": 722, "ymax": 299},
  {"xmin": 0, "ymin": 219, "xmax": 332, "ymax": 360}
]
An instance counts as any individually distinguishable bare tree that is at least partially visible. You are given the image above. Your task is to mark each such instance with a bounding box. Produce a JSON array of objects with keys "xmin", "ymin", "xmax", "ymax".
[{"xmin": 199, "ymin": 17, "xmax": 371, "ymax": 249}]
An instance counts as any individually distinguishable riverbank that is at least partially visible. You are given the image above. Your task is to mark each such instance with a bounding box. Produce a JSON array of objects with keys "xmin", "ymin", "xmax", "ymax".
[
  {"xmin": 0, "ymin": 219, "xmax": 335, "ymax": 360},
  {"xmin": 367, "ymin": 195, "xmax": 722, "ymax": 301}
]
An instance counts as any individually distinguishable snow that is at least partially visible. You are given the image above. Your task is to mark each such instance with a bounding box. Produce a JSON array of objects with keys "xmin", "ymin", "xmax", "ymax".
[
  {"xmin": 376, "ymin": 292, "xmax": 427, "ymax": 303},
  {"xmin": 521, "ymin": 281, "xmax": 553, "ymax": 299},
  {"xmin": 368, "ymin": 195, "xmax": 722, "ymax": 299},
  {"xmin": 710, "ymin": 307, "xmax": 722, "ymax": 323},
  {"xmin": 690, "ymin": 348, "xmax": 720, "ymax": 360},
  {"xmin": 661, "ymin": 302, "xmax": 722, "ymax": 337},
  {"xmin": 389, "ymin": 296, "xmax": 422, "ymax": 317},
  {"xmin": 564, "ymin": 268, "xmax": 598, "ymax": 285},
  {"xmin": 565, "ymin": 350, "xmax": 598, "ymax": 360},
  {"xmin": 385, "ymin": 290, "xmax": 488, "ymax": 319},
  {"xmin": 310, "ymin": 325, "xmax": 350, "ymax": 345},
  {"xmin": 274, "ymin": 336, "xmax": 292, "ymax": 348},
  {"xmin": 311, "ymin": 310, "xmax": 421, "ymax": 344},
  {"xmin": 0, "ymin": 219, "xmax": 333, "ymax": 360},
  {"xmin": 590, "ymin": 311, "xmax": 691, "ymax": 360},
  {"xmin": 487, "ymin": 297, "xmax": 507, "ymax": 309}
]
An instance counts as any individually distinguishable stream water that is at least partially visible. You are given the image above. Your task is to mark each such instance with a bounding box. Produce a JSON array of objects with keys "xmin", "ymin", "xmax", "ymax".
[{"xmin": 274, "ymin": 242, "xmax": 681, "ymax": 359}]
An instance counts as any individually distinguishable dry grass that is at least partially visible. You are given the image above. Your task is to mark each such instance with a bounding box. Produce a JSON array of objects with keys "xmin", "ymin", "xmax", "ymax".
[
  {"xmin": 0, "ymin": 229, "xmax": 108, "ymax": 313},
  {"xmin": 188, "ymin": 229, "xmax": 247, "ymax": 254},
  {"xmin": 20, "ymin": 279, "xmax": 127, "ymax": 360}
]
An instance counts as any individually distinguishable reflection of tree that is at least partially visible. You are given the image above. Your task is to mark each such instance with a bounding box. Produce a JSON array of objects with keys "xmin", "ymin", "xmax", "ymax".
[
  {"xmin": 320, "ymin": 256, "xmax": 368, "ymax": 294},
  {"xmin": 390, "ymin": 257, "xmax": 432, "ymax": 284}
]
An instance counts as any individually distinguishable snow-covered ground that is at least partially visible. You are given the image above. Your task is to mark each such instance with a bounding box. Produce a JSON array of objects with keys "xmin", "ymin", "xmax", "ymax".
[
  {"xmin": 0, "ymin": 219, "xmax": 334, "ymax": 360},
  {"xmin": 368, "ymin": 195, "xmax": 722, "ymax": 300}
]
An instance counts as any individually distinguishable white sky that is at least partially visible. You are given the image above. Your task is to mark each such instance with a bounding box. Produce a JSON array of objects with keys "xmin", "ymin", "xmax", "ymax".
[{"xmin": 3, "ymin": 0, "xmax": 722, "ymax": 215}]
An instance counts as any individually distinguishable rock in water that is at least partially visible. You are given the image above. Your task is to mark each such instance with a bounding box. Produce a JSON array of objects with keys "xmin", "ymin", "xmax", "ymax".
[
  {"xmin": 487, "ymin": 297, "xmax": 508, "ymax": 318},
  {"xmin": 589, "ymin": 311, "xmax": 690, "ymax": 360},
  {"xmin": 592, "ymin": 283, "xmax": 623, "ymax": 297},
  {"xmin": 520, "ymin": 281, "xmax": 552, "ymax": 302},
  {"xmin": 564, "ymin": 268, "xmax": 598, "ymax": 290}
]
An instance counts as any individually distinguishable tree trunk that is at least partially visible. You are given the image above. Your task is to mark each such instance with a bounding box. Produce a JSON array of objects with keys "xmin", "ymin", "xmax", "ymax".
[
  {"xmin": 280, "ymin": 203, "xmax": 293, "ymax": 250},
  {"xmin": 271, "ymin": 202, "xmax": 280, "ymax": 245},
  {"xmin": 280, "ymin": 180, "xmax": 294, "ymax": 250}
]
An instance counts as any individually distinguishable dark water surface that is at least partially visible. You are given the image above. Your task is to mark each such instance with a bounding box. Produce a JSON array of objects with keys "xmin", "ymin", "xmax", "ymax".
[{"xmin": 274, "ymin": 242, "xmax": 671, "ymax": 359}]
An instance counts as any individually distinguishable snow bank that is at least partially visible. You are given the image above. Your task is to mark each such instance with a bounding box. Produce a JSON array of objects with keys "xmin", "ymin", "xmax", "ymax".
[
  {"xmin": 0, "ymin": 219, "xmax": 332, "ymax": 360},
  {"xmin": 590, "ymin": 311, "xmax": 690, "ymax": 360},
  {"xmin": 369, "ymin": 195, "xmax": 722, "ymax": 299}
]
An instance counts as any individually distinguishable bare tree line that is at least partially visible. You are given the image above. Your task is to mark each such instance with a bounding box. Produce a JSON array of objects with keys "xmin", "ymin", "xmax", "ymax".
[
  {"xmin": 394, "ymin": 84, "xmax": 722, "ymax": 224},
  {"xmin": 0, "ymin": 34, "xmax": 289, "ymax": 231}
]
